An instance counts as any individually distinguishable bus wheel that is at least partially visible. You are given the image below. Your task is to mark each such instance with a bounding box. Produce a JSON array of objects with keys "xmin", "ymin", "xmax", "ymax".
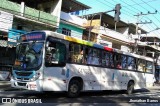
[
  {"xmin": 67, "ymin": 80, "xmax": 80, "ymax": 98},
  {"xmin": 127, "ymin": 81, "xmax": 134, "ymax": 95}
]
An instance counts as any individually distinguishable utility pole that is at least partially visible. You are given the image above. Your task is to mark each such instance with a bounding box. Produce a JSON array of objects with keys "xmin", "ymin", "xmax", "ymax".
[
  {"xmin": 133, "ymin": 10, "xmax": 157, "ymax": 53},
  {"xmin": 114, "ymin": 4, "xmax": 121, "ymax": 31}
]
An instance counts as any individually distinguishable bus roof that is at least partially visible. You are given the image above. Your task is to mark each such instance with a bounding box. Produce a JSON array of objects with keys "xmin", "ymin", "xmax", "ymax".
[{"xmin": 43, "ymin": 31, "xmax": 154, "ymax": 62}]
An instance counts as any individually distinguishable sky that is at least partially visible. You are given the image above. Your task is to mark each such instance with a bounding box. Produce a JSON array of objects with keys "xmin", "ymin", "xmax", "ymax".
[{"xmin": 77, "ymin": 0, "xmax": 160, "ymax": 37}]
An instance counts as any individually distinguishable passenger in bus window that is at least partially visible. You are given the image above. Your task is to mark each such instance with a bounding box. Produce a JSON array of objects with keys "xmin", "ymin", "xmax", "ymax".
[
  {"xmin": 105, "ymin": 53, "xmax": 109, "ymax": 67},
  {"xmin": 51, "ymin": 48, "xmax": 56, "ymax": 60},
  {"xmin": 138, "ymin": 63, "xmax": 144, "ymax": 72},
  {"xmin": 116, "ymin": 62, "xmax": 122, "ymax": 69},
  {"xmin": 45, "ymin": 47, "xmax": 56, "ymax": 64},
  {"xmin": 92, "ymin": 49, "xmax": 100, "ymax": 65},
  {"xmin": 77, "ymin": 50, "xmax": 84, "ymax": 63},
  {"xmin": 87, "ymin": 49, "xmax": 92, "ymax": 64},
  {"xmin": 110, "ymin": 54, "xmax": 114, "ymax": 68}
]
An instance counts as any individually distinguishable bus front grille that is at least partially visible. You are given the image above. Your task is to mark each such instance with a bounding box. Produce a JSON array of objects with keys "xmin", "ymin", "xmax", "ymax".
[
  {"xmin": 17, "ymin": 82, "xmax": 26, "ymax": 86},
  {"xmin": 15, "ymin": 72, "xmax": 32, "ymax": 77}
]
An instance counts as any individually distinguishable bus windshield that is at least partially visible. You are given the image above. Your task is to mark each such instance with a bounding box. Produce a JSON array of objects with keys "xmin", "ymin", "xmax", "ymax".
[{"xmin": 14, "ymin": 42, "xmax": 44, "ymax": 70}]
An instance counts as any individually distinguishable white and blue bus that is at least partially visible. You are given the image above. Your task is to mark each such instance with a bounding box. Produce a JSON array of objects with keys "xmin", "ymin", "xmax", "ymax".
[{"xmin": 11, "ymin": 31, "xmax": 155, "ymax": 97}]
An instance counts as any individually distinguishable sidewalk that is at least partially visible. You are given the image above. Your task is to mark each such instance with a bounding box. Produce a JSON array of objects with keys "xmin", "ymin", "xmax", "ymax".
[{"xmin": 147, "ymin": 83, "xmax": 160, "ymax": 90}]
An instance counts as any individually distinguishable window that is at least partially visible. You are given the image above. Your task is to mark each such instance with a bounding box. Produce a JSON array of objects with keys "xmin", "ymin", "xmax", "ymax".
[
  {"xmin": 45, "ymin": 40, "xmax": 66, "ymax": 67},
  {"xmin": 122, "ymin": 55, "xmax": 127, "ymax": 69},
  {"xmin": 114, "ymin": 54, "xmax": 122, "ymax": 69},
  {"xmin": 102, "ymin": 51, "xmax": 112, "ymax": 67},
  {"xmin": 102, "ymin": 51, "xmax": 106, "ymax": 66},
  {"xmin": 68, "ymin": 43, "xmax": 85, "ymax": 64},
  {"xmin": 86, "ymin": 48, "xmax": 101, "ymax": 65},
  {"xmin": 146, "ymin": 61, "xmax": 153, "ymax": 73},
  {"xmin": 137, "ymin": 59, "xmax": 146, "ymax": 72},
  {"xmin": 105, "ymin": 52, "xmax": 110, "ymax": 67},
  {"xmin": 110, "ymin": 53, "xmax": 114, "ymax": 68},
  {"xmin": 62, "ymin": 28, "xmax": 71, "ymax": 36},
  {"xmin": 127, "ymin": 56, "xmax": 136, "ymax": 70}
]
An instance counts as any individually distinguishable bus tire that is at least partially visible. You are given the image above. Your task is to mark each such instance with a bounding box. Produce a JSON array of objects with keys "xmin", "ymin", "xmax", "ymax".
[
  {"xmin": 67, "ymin": 80, "xmax": 80, "ymax": 98},
  {"xmin": 127, "ymin": 81, "xmax": 134, "ymax": 95}
]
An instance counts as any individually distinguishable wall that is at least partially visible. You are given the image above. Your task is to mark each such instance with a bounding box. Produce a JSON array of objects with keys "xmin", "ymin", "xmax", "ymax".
[
  {"xmin": 84, "ymin": 19, "xmax": 101, "ymax": 27},
  {"xmin": 12, "ymin": 18, "xmax": 54, "ymax": 32},
  {"xmin": 83, "ymin": 19, "xmax": 101, "ymax": 34},
  {"xmin": 58, "ymin": 22, "xmax": 83, "ymax": 39},
  {"xmin": 99, "ymin": 26, "xmax": 133, "ymax": 43},
  {"xmin": 37, "ymin": 0, "xmax": 62, "ymax": 26}
]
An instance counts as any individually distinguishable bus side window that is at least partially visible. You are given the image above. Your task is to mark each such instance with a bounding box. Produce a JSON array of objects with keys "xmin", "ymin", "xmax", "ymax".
[
  {"xmin": 115, "ymin": 54, "xmax": 122, "ymax": 69},
  {"xmin": 137, "ymin": 59, "xmax": 146, "ymax": 72},
  {"xmin": 128, "ymin": 56, "xmax": 136, "ymax": 70},
  {"xmin": 146, "ymin": 61, "xmax": 153, "ymax": 73},
  {"xmin": 68, "ymin": 43, "xmax": 85, "ymax": 64},
  {"xmin": 122, "ymin": 55, "xmax": 127, "ymax": 69},
  {"xmin": 86, "ymin": 48, "xmax": 100, "ymax": 65},
  {"xmin": 45, "ymin": 41, "xmax": 66, "ymax": 67},
  {"xmin": 102, "ymin": 51, "xmax": 106, "ymax": 66},
  {"xmin": 106, "ymin": 52, "xmax": 110, "ymax": 67},
  {"xmin": 86, "ymin": 48, "xmax": 92, "ymax": 65},
  {"xmin": 110, "ymin": 53, "xmax": 114, "ymax": 68}
]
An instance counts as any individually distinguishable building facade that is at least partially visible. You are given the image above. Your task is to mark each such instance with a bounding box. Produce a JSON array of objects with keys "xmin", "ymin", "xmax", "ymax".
[{"xmin": 0, "ymin": 0, "xmax": 62, "ymax": 80}]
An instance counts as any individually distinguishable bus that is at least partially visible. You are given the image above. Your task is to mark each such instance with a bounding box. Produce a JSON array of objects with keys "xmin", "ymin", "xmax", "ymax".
[{"xmin": 11, "ymin": 30, "xmax": 155, "ymax": 97}]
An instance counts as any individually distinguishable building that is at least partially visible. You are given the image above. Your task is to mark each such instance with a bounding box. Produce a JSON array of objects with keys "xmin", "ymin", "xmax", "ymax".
[
  {"xmin": 82, "ymin": 13, "xmax": 147, "ymax": 52},
  {"xmin": 57, "ymin": 0, "xmax": 90, "ymax": 39},
  {"xmin": 0, "ymin": 0, "xmax": 62, "ymax": 80}
]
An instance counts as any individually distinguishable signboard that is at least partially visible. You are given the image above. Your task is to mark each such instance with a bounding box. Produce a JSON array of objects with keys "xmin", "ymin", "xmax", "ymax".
[
  {"xmin": 0, "ymin": 11, "xmax": 13, "ymax": 32},
  {"xmin": 19, "ymin": 32, "xmax": 46, "ymax": 42}
]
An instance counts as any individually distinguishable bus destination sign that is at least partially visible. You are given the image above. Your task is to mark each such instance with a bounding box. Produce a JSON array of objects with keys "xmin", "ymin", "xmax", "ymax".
[{"xmin": 20, "ymin": 32, "xmax": 45, "ymax": 42}]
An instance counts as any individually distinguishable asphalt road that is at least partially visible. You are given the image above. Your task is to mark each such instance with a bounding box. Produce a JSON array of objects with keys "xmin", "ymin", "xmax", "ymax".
[{"xmin": 0, "ymin": 81, "xmax": 160, "ymax": 106}]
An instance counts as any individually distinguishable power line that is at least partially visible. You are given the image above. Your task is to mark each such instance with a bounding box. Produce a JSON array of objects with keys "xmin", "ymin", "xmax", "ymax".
[
  {"xmin": 131, "ymin": 0, "xmax": 160, "ymax": 28},
  {"xmin": 104, "ymin": 0, "xmax": 137, "ymax": 17},
  {"xmin": 97, "ymin": 0, "xmax": 137, "ymax": 23},
  {"xmin": 118, "ymin": 0, "xmax": 160, "ymax": 36},
  {"xmin": 124, "ymin": 0, "xmax": 158, "ymax": 7},
  {"xmin": 96, "ymin": 0, "xmax": 157, "ymax": 36},
  {"xmin": 102, "ymin": 0, "xmax": 160, "ymax": 38},
  {"xmin": 140, "ymin": 0, "xmax": 160, "ymax": 25}
]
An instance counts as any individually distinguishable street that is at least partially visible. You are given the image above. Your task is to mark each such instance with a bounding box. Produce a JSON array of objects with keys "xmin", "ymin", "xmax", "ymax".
[{"xmin": 0, "ymin": 81, "xmax": 160, "ymax": 106}]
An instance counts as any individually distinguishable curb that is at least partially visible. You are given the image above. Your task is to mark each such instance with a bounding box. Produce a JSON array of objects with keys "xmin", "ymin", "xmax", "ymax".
[
  {"xmin": 147, "ymin": 86, "xmax": 160, "ymax": 90},
  {"xmin": 0, "ymin": 87, "xmax": 21, "ymax": 92},
  {"xmin": 0, "ymin": 81, "xmax": 10, "ymax": 85}
]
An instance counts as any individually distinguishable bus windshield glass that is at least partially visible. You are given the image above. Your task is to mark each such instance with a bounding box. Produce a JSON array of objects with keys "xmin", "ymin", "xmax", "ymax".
[{"xmin": 14, "ymin": 42, "xmax": 44, "ymax": 70}]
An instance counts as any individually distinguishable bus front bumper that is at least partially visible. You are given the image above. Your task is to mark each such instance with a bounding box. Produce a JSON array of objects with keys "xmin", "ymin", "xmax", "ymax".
[{"xmin": 10, "ymin": 78, "xmax": 41, "ymax": 91}]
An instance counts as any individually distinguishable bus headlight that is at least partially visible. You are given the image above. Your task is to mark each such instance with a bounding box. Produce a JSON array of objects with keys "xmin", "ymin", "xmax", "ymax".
[{"xmin": 30, "ymin": 72, "xmax": 40, "ymax": 81}]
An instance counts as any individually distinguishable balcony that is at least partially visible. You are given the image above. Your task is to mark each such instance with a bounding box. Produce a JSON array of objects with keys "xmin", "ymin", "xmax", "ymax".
[
  {"xmin": 0, "ymin": 0, "xmax": 58, "ymax": 26},
  {"xmin": 60, "ymin": 11, "xmax": 87, "ymax": 27},
  {"xmin": 99, "ymin": 26, "xmax": 134, "ymax": 43}
]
